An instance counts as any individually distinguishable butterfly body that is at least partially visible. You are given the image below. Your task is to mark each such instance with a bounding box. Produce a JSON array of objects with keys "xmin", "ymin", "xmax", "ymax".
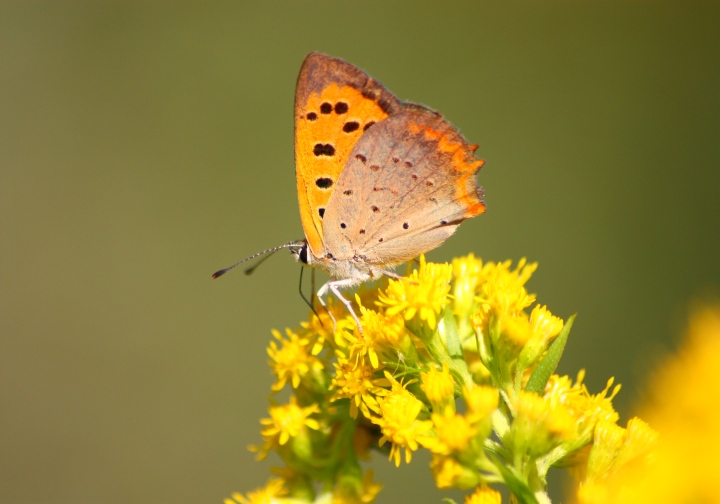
[{"xmin": 291, "ymin": 53, "xmax": 486, "ymax": 331}]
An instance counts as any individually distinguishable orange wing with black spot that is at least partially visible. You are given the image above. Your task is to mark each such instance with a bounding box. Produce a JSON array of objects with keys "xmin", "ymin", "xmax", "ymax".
[{"xmin": 294, "ymin": 53, "xmax": 405, "ymax": 257}]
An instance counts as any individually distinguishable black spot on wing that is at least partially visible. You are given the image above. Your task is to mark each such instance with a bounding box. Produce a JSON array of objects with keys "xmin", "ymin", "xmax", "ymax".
[
  {"xmin": 361, "ymin": 88, "xmax": 377, "ymax": 100},
  {"xmin": 343, "ymin": 121, "xmax": 360, "ymax": 133},
  {"xmin": 316, "ymin": 177, "xmax": 333, "ymax": 189},
  {"xmin": 377, "ymin": 97, "xmax": 394, "ymax": 114},
  {"xmin": 313, "ymin": 144, "xmax": 335, "ymax": 156}
]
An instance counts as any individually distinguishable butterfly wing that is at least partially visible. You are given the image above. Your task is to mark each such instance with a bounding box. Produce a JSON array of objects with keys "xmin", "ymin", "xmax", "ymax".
[
  {"xmin": 322, "ymin": 108, "xmax": 485, "ymax": 266},
  {"xmin": 294, "ymin": 53, "xmax": 404, "ymax": 258}
]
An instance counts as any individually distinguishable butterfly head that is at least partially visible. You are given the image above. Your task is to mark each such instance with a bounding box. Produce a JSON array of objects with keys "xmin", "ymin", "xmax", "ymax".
[{"xmin": 290, "ymin": 240, "xmax": 310, "ymax": 265}]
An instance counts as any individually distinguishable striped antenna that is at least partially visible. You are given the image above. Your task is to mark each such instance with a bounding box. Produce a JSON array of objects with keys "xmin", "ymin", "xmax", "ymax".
[{"xmin": 212, "ymin": 241, "xmax": 305, "ymax": 279}]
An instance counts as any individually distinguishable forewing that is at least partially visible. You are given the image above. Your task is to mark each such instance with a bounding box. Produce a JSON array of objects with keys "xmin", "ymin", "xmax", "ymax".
[
  {"xmin": 294, "ymin": 53, "xmax": 404, "ymax": 257},
  {"xmin": 323, "ymin": 108, "xmax": 485, "ymax": 266}
]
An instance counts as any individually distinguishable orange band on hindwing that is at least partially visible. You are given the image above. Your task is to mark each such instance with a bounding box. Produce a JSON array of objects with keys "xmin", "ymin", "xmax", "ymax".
[{"xmin": 408, "ymin": 120, "xmax": 486, "ymax": 219}]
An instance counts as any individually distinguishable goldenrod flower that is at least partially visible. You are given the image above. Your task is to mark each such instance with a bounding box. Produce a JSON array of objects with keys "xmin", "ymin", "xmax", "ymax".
[
  {"xmin": 473, "ymin": 259, "xmax": 537, "ymax": 349},
  {"xmin": 371, "ymin": 371, "xmax": 433, "ymax": 466},
  {"xmin": 463, "ymin": 385, "xmax": 499, "ymax": 426},
  {"xmin": 478, "ymin": 258, "xmax": 537, "ymax": 317},
  {"xmin": 225, "ymin": 478, "xmax": 288, "ymax": 504},
  {"xmin": 584, "ymin": 419, "xmax": 626, "ymax": 482},
  {"xmin": 465, "ymin": 351, "xmax": 492, "ymax": 384},
  {"xmin": 377, "ymin": 255, "xmax": 452, "ymax": 332},
  {"xmin": 236, "ymin": 254, "xmax": 647, "ymax": 504},
  {"xmin": 344, "ymin": 298, "xmax": 409, "ymax": 369},
  {"xmin": 574, "ymin": 306, "xmax": 720, "ymax": 504},
  {"xmin": 430, "ymin": 455, "xmax": 479, "ymax": 490},
  {"xmin": 423, "ymin": 409, "xmax": 478, "ymax": 456},
  {"xmin": 300, "ymin": 297, "xmax": 353, "ymax": 354},
  {"xmin": 577, "ymin": 418, "xmax": 659, "ymax": 504},
  {"xmin": 508, "ymin": 390, "xmax": 576, "ymax": 457},
  {"xmin": 465, "ymin": 484, "xmax": 502, "ymax": 504},
  {"xmin": 471, "ymin": 259, "xmax": 542, "ymax": 386},
  {"xmin": 420, "ymin": 362, "xmax": 456, "ymax": 412},
  {"xmin": 268, "ymin": 328, "xmax": 323, "ymax": 391},
  {"xmin": 451, "ymin": 254, "xmax": 487, "ymax": 318},
  {"xmin": 330, "ymin": 351, "xmax": 384, "ymax": 418},
  {"xmin": 517, "ymin": 305, "xmax": 564, "ymax": 367},
  {"xmin": 543, "ymin": 372, "xmax": 620, "ymax": 444},
  {"xmin": 255, "ymin": 397, "xmax": 320, "ymax": 460}
]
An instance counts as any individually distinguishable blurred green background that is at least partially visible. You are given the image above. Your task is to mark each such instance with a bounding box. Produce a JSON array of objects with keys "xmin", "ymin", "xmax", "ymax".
[{"xmin": 2, "ymin": 1, "xmax": 718, "ymax": 503}]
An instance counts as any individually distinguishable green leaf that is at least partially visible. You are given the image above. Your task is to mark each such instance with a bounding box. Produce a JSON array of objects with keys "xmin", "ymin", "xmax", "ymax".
[
  {"xmin": 525, "ymin": 314, "xmax": 576, "ymax": 394},
  {"xmin": 442, "ymin": 307, "xmax": 463, "ymax": 359}
]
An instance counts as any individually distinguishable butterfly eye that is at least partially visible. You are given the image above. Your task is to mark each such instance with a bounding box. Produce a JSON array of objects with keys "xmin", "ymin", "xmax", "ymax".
[{"xmin": 298, "ymin": 245, "xmax": 309, "ymax": 264}]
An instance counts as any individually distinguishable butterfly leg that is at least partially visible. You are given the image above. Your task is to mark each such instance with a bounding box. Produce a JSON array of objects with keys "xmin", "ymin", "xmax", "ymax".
[
  {"xmin": 372, "ymin": 267, "xmax": 419, "ymax": 286},
  {"xmin": 317, "ymin": 278, "xmax": 364, "ymax": 336},
  {"xmin": 371, "ymin": 268, "xmax": 404, "ymax": 281}
]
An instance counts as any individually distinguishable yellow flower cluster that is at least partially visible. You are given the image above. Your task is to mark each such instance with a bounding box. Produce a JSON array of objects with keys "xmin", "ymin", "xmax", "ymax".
[
  {"xmin": 229, "ymin": 255, "xmax": 654, "ymax": 504},
  {"xmin": 574, "ymin": 306, "xmax": 720, "ymax": 503},
  {"xmin": 378, "ymin": 256, "xmax": 453, "ymax": 332}
]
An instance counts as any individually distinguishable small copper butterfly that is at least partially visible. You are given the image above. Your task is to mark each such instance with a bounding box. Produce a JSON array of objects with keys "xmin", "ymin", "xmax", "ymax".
[{"xmin": 214, "ymin": 53, "xmax": 486, "ymax": 333}]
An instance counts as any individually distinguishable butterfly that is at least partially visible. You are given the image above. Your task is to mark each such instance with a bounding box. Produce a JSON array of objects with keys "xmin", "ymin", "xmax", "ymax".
[{"xmin": 214, "ymin": 53, "xmax": 486, "ymax": 334}]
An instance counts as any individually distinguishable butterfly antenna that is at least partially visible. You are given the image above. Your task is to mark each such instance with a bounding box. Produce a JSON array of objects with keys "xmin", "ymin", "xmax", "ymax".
[
  {"xmin": 243, "ymin": 250, "xmax": 277, "ymax": 276},
  {"xmin": 212, "ymin": 241, "xmax": 303, "ymax": 279}
]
